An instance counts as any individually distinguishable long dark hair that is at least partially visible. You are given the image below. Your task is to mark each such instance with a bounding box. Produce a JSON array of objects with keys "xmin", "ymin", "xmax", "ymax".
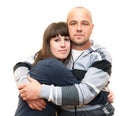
[{"xmin": 33, "ymin": 22, "xmax": 71, "ymax": 66}]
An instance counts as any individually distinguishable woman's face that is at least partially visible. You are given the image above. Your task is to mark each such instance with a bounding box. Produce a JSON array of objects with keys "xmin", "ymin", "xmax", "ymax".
[{"xmin": 50, "ymin": 35, "xmax": 71, "ymax": 60}]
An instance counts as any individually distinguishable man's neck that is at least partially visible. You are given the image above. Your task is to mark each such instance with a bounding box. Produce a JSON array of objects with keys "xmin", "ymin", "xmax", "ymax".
[{"xmin": 72, "ymin": 40, "xmax": 92, "ymax": 50}]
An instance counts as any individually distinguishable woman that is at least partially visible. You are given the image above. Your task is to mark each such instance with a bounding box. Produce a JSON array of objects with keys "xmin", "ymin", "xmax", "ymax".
[{"xmin": 14, "ymin": 22, "xmax": 79, "ymax": 116}]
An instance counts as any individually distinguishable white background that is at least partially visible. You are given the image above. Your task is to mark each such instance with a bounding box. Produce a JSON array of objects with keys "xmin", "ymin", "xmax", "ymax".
[{"xmin": 0, "ymin": 0, "xmax": 119, "ymax": 115}]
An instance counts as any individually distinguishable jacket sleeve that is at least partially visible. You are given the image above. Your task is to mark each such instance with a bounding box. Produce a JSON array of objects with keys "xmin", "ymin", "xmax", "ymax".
[
  {"xmin": 13, "ymin": 55, "xmax": 34, "ymax": 85},
  {"xmin": 40, "ymin": 49, "xmax": 112, "ymax": 106}
]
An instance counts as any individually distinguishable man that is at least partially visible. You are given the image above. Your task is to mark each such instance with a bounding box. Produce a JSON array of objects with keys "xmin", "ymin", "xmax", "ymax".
[{"xmin": 14, "ymin": 6, "xmax": 114, "ymax": 115}]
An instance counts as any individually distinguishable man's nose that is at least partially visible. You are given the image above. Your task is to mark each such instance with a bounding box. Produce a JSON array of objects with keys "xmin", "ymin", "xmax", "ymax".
[{"xmin": 77, "ymin": 24, "xmax": 83, "ymax": 31}]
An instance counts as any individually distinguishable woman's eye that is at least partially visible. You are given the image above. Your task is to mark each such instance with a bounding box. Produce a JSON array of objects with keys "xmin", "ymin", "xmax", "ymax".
[
  {"xmin": 54, "ymin": 39, "xmax": 60, "ymax": 42},
  {"xmin": 64, "ymin": 37, "xmax": 70, "ymax": 41}
]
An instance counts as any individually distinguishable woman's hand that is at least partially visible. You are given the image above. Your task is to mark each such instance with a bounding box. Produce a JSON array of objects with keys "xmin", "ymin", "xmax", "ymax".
[{"xmin": 27, "ymin": 98, "xmax": 46, "ymax": 110}]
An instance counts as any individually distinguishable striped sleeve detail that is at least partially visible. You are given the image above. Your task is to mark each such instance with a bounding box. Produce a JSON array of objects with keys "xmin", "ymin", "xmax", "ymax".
[
  {"xmin": 62, "ymin": 85, "xmax": 79, "ymax": 105},
  {"xmin": 13, "ymin": 62, "xmax": 31, "ymax": 72},
  {"xmin": 90, "ymin": 60, "xmax": 112, "ymax": 75}
]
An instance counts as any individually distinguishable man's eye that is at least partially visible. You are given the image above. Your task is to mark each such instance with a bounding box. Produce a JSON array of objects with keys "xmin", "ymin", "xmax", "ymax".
[
  {"xmin": 69, "ymin": 22, "xmax": 76, "ymax": 25},
  {"xmin": 82, "ymin": 22, "xmax": 89, "ymax": 26}
]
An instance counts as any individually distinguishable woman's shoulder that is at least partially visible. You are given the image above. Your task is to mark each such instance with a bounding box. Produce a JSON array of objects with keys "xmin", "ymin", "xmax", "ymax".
[{"xmin": 37, "ymin": 57, "xmax": 63, "ymax": 67}]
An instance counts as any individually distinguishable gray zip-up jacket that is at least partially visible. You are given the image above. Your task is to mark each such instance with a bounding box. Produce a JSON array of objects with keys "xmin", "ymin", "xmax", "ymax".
[
  {"xmin": 39, "ymin": 41, "xmax": 112, "ymax": 109},
  {"xmin": 13, "ymin": 40, "xmax": 112, "ymax": 111}
]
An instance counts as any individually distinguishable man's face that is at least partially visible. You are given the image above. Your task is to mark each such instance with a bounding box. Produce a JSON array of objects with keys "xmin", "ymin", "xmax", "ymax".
[{"xmin": 67, "ymin": 8, "xmax": 94, "ymax": 49}]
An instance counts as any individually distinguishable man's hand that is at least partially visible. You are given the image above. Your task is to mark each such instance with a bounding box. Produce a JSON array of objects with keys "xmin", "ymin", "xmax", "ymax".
[
  {"xmin": 107, "ymin": 89, "xmax": 114, "ymax": 103},
  {"xmin": 27, "ymin": 98, "xmax": 46, "ymax": 111},
  {"xmin": 18, "ymin": 77, "xmax": 41, "ymax": 100}
]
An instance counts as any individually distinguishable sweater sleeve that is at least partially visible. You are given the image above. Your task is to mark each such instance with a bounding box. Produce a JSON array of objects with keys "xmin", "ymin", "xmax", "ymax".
[
  {"xmin": 40, "ymin": 59, "xmax": 112, "ymax": 106},
  {"xmin": 13, "ymin": 55, "xmax": 34, "ymax": 85}
]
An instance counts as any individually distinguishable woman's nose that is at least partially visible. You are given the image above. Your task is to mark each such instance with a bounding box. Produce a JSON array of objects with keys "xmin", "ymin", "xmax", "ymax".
[{"xmin": 60, "ymin": 41, "xmax": 65, "ymax": 47}]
